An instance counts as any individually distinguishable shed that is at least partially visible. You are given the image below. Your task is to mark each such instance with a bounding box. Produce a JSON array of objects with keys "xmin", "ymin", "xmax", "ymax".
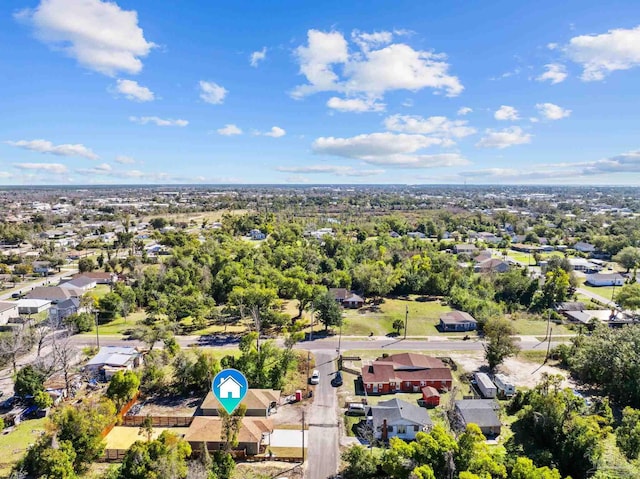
[{"xmin": 421, "ymin": 386, "xmax": 440, "ymax": 407}]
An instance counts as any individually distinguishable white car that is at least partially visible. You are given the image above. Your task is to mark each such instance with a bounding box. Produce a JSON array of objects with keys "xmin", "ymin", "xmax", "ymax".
[{"xmin": 309, "ymin": 369, "xmax": 320, "ymax": 385}]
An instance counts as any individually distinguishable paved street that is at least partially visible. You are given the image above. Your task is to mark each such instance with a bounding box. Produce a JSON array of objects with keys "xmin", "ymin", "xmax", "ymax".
[{"xmin": 305, "ymin": 351, "xmax": 340, "ymax": 479}]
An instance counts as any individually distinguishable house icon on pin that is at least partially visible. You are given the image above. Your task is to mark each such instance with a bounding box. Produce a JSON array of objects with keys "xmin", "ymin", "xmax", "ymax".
[{"xmin": 218, "ymin": 375, "xmax": 242, "ymax": 399}]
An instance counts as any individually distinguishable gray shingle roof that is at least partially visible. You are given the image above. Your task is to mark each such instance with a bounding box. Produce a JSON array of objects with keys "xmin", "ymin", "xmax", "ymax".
[
  {"xmin": 455, "ymin": 399, "xmax": 501, "ymax": 428},
  {"xmin": 370, "ymin": 398, "xmax": 432, "ymax": 430}
]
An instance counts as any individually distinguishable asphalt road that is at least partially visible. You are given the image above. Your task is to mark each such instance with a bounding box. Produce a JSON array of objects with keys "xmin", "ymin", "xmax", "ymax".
[{"xmin": 305, "ymin": 351, "xmax": 340, "ymax": 479}]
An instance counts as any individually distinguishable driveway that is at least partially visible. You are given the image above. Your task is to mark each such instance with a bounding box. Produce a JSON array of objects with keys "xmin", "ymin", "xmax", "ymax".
[
  {"xmin": 269, "ymin": 429, "xmax": 308, "ymax": 448},
  {"xmin": 305, "ymin": 351, "xmax": 340, "ymax": 479}
]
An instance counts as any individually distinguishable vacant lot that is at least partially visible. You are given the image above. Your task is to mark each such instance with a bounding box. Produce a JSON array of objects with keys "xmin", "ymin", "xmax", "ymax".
[
  {"xmin": 104, "ymin": 426, "xmax": 189, "ymax": 450},
  {"xmin": 342, "ymin": 296, "xmax": 452, "ymax": 336}
]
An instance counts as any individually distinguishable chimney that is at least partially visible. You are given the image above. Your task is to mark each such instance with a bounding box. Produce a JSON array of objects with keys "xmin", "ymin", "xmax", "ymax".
[{"xmin": 382, "ymin": 419, "xmax": 388, "ymax": 441}]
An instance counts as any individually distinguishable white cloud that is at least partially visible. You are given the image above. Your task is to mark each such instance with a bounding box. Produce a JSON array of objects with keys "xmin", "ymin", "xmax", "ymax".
[
  {"xmin": 529, "ymin": 117, "xmax": 539, "ymax": 123},
  {"xmin": 494, "ymin": 105, "xmax": 520, "ymax": 121},
  {"xmin": 6, "ymin": 139, "xmax": 99, "ymax": 159},
  {"xmin": 263, "ymin": 126, "xmax": 286, "ymax": 138},
  {"xmin": 536, "ymin": 63, "xmax": 568, "ymax": 84},
  {"xmin": 476, "ymin": 127, "xmax": 532, "ymax": 149},
  {"xmin": 285, "ymin": 175, "xmax": 310, "ymax": 183},
  {"xmin": 13, "ymin": 162, "xmax": 68, "ymax": 174},
  {"xmin": 292, "ymin": 29, "xmax": 463, "ymax": 99},
  {"xmin": 250, "ymin": 47, "xmax": 267, "ymax": 67},
  {"xmin": 76, "ymin": 162, "xmax": 112, "ymax": 175},
  {"xmin": 129, "ymin": 116, "xmax": 188, "ymax": 127},
  {"xmin": 384, "ymin": 114, "xmax": 476, "ymax": 138},
  {"xmin": 115, "ymin": 79, "xmax": 154, "ymax": 102},
  {"xmin": 16, "ymin": 0, "xmax": 155, "ymax": 76},
  {"xmin": 547, "ymin": 43, "xmax": 559, "ymax": 50},
  {"xmin": 327, "ymin": 97, "xmax": 385, "ymax": 113},
  {"xmin": 312, "ymin": 132, "xmax": 468, "ymax": 168},
  {"xmin": 199, "ymin": 81, "xmax": 228, "ymax": 105},
  {"xmin": 564, "ymin": 25, "xmax": 640, "ymax": 81},
  {"xmin": 536, "ymin": 102, "xmax": 571, "ymax": 120},
  {"xmin": 217, "ymin": 124, "xmax": 243, "ymax": 136},
  {"xmin": 277, "ymin": 165, "xmax": 384, "ymax": 177},
  {"xmin": 115, "ymin": 155, "xmax": 135, "ymax": 164},
  {"xmin": 457, "ymin": 107, "xmax": 473, "ymax": 116}
]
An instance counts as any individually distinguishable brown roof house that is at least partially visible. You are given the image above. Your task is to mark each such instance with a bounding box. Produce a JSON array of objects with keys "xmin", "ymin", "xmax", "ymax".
[
  {"xmin": 184, "ymin": 417, "xmax": 273, "ymax": 456},
  {"xmin": 200, "ymin": 389, "xmax": 281, "ymax": 417},
  {"xmin": 361, "ymin": 353, "xmax": 452, "ymax": 395},
  {"xmin": 73, "ymin": 272, "xmax": 118, "ymax": 285}
]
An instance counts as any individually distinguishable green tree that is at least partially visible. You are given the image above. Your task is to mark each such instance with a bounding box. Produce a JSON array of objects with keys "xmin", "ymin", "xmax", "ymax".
[
  {"xmin": 118, "ymin": 431, "xmax": 191, "ymax": 479},
  {"xmin": 20, "ymin": 437, "xmax": 78, "ymax": 479},
  {"xmin": 220, "ymin": 404, "xmax": 247, "ymax": 451},
  {"xmin": 483, "ymin": 317, "xmax": 520, "ymax": 371},
  {"xmin": 34, "ymin": 390, "xmax": 53, "ymax": 409},
  {"xmin": 411, "ymin": 464, "xmax": 436, "ymax": 479},
  {"xmin": 616, "ymin": 407, "xmax": 640, "ymax": 460},
  {"xmin": 342, "ymin": 445, "xmax": 379, "ymax": 478},
  {"xmin": 106, "ymin": 370, "xmax": 140, "ymax": 409},
  {"xmin": 78, "ymin": 257, "xmax": 97, "ymax": 273},
  {"xmin": 615, "ymin": 283, "xmax": 640, "ymax": 310},
  {"xmin": 510, "ymin": 457, "xmax": 562, "ymax": 479},
  {"xmin": 14, "ymin": 365, "xmax": 45, "ymax": 397},
  {"xmin": 139, "ymin": 414, "xmax": 154, "ymax": 442},
  {"xmin": 313, "ymin": 290, "xmax": 343, "ymax": 331},
  {"xmin": 211, "ymin": 451, "xmax": 235, "ymax": 479},
  {"xmin": 613, "ymin": 246, "xmax": 640, "ymax": 273},
  {"xmin": 456, "ymin": 424, "xmax": 506, "ymax": 478},
  {"xmin": 392, "ymin": 319, "xmax": 405, "ymax": 335},
  {"xmin": 98, "ymin": 292, "xmax": 123, "ymax": 321},
  {"xmin": 63, "ymin": 312, "xmax": 94, "ymax": 333},
  {"xmin": 537, "ymin": 268, "xmax": 570, "ymax": 309}
]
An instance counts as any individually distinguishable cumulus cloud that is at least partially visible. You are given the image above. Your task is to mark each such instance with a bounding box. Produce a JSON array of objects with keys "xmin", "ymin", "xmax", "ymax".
[
  {"xmin": 494, "ymin": 105, "xmax": 520, "ymax": 121},
  {"xmin": 6, "ymin": 139, "xmax": 99, "ymax": 159},
  {"xmin": 536, "ymin": 63, "xmax": 568, "ymax": 84},
  {"xmin": 114, "ymin": 79, "xmax": 154, "ymax": 102},
  {"xmin": 129, "ymin": 116, "xmax": 188, "ymax": 127},
  {"xmin": 250, "ymin": 47, "xmax": 267, "ymax": 67},
  {"xmin": 476, "ymin": 127, "xmax": 531, "ymax": 149},
  {"xmin": 217, "ymin": 124, "xmax": 243, "ymax": 136},
  {"xmin": 564, "ymin": 25, "xmax": 640, "ymax": 81},
  {"xmin": 263, "ymin": 126, "xmax": 286, "ymax": 138},
  {"xmin": 292, "ymin": 29, "xmax": 463, "ymax": 100},
  {"xmin": 457, "ymin": 107, "xmax": 473, "ymax": 116},
  {"xmin": 327, "ymin": 97, "xmax": 385, "ymax": 113},
  {"xmin": 536, "ymin": 102, "xmax": 571, "ymax": 120},
  {"xmin": 115, "ymin": 155, "xmax": 135, "ymax": 164},
  {"xmin": 16, "ymin": 0, "xmax": 155, "ymax": 76},
  {"xmin": 199, "ymin": 81, "xmax": 228, "ymax": 104},
  {"xmin": 13, "ymin": 162, "xmax": 68, "ymax": 174},
  {"xmin": 312, "ymin": 132, "xmax": 469, "ymax": 168},
  {"xmin": 384, "ymin": 114, "xmax": 476, "ymax": 139},
  {"xmin": 277, "ymin": 165, "xmax": 384, "ymax": 177}
]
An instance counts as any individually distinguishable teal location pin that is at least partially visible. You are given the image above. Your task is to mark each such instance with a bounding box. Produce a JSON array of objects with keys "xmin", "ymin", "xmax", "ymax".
[{"xmin": 212, "ymin": 368, "xmax": 248, "ymax": 414}]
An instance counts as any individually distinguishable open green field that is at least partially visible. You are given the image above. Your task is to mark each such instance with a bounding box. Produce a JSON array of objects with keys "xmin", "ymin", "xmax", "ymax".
[
  {"xmin": 510, "ymin": 318, "xmax": 573, "ymax": 336},
  {"xmin": 82, "ymin": 310, "xmax": 146, "ymax": 336},
  {"xmin": 578, "ymin": 279, "xmax": 617, "ymax": 302},
  {"xmin": 341, "ymin": 296, "xmax": 452, "ymax": 336},
  {"xmin": 0, "ymin": 418, "xmax": 47, "ymax": 476},
  {"xmin": 141, "ymin": 209, "xmax": 249, "ymax": 224}
]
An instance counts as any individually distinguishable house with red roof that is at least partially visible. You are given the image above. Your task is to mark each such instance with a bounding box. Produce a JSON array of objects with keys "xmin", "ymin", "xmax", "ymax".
[{"xmin": 361, "ymin": 353, "xmax": 453, "ymax": 395}]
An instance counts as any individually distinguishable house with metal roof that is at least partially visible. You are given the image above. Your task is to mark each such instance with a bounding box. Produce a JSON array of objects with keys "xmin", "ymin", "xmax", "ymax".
[{"xmin": 84, "ymin": 346, "xmax": 143, "ymax": 379}]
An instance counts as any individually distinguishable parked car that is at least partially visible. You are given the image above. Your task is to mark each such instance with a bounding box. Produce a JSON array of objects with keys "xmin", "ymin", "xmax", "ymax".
[
  {"xmin": 347, "ymin": 403, "xmax": 366, "ymax": 416},
  {"xmin": 331, "ymin": 371, "xmax": 343, "ymax": 387},
  {"xmin": 309, "ymin": 369, "xmax": 320, "ymax": 385}
]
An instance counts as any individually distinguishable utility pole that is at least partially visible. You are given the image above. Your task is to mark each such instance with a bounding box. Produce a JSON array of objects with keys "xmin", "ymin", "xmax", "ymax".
[
  {"xmin": 306, "ymin": 351, "xmax": 310, "ymax": 395},
  {"xmin": 94, "ymin": 310, "xmax": 100, "ymax": 349},
  {"xmin": 546, "ymin": 327, "xmax": 553, "ymax": 360},
  {"xmin": 337, "ymin": 319, "xmax": 342, "ymax": 356},
  {"xmin": 404, "ymin": 305, "xmax": 408, "ymax": 340},
  {"xmin": 301, "ymin": 410, "xmax": 305, "ymax": 463}
]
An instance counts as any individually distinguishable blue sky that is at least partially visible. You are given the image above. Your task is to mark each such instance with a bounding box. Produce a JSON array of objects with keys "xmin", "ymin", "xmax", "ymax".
[{"xmin": 1, "ymin": 0, "xmax": 640, "ymax": 185}]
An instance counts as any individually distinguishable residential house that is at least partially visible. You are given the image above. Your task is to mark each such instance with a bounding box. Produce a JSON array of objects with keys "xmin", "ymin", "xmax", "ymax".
[
  {"xmin": 493, "ymin": 374, "xmax": 516, "ymax": 398},
  {"xmin": 200, "ymin": 389, "xmax": 281, "ymax": 417},
  {"xmin": 368, "ymin": 398, "xmax": 432, "ymax": 441},
  {"xmin": 477, "ymin": 232, "xmax": 501, "ymax": 245},
  {"xmin": 439, "ymin": 311, "xmax": 477, "ymax": 332},
  {"xmin": 361, "ymin": 353, "xmax": 453, "ymax": 395},
  {"xmin": 32, "ymin": 261, "xmax": 54, "ymax": 276},
  {"xmin": 585, "ymin": 273, "xmax": 624, "ymax": 287},
  {"xmin": 60, "ymin": 276, "xmax": 97, "ymax": 293},
  {"xmin": 407, "ymin": 232, "xmax": 426, "ymax": 239},
  {"xmin": 329, "ymin": 288, "xmax": 349, "ymax": 303},
  {"xmin": 454, "ymin": 399, "xmax": 502, "ymax": 437},
  {"xmin": 568, "ymin": 258, "xmax": 601, "ymax": 273},
  {"xmin": 421, "ymin": 386, "xmax": 440, "ymax": 407},
  {"xmin": 556, "ymin": 301, "xmax": 586, "ymax": 312},
  {"xmin": 84, "ymin": 346, "xmax": 143, "ymax": 379},
  {"xmin": 73, "ymin": 271, "xmax": 117, "ymax": 285},
  {"xmin": 473, "ymin": 251, "xmax": 492, "ymax": 263},
  {"xmin": 184, "ymin": 416, "xmax": 272, "ymax": 456},
  {"xmin": 344, "ymin": 293, "xmax": 365, "ymax": 309},
  {"xmin": 25, "ymin": 286, "xmax": 81, "ymax": 303},
  {"xmin": 0, "ymin": 301, "xmax": 19, "ymax": 326},
  {"xmin": 16, "ymin": 299, "xmax": 51, "ymax": 315},
  {"xmin": 453, "ymin": 244, "xmax": 478, "ymax": 255},
  {"xmin": 249, "ymin": 229, "xmax": 266, "ymax": 240},
  {"xmin": 49, "ymin": 297, "xmax": 81, "ymax": 323},
  {"xmin": 474, "ymin": 258, "xmax": 510, "ymax": 273},
  {"xmin": 573, "ymin": 242, "xmax": 596, "ymax": 254}
]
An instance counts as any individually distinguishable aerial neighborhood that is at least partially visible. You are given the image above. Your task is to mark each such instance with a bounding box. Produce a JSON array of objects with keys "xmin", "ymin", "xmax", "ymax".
[{"xmin": 0, "ymin": 185, "xmax": 639, "ymax": 479}]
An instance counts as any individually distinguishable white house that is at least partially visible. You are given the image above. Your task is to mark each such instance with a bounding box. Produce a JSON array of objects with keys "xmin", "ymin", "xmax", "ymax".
[
  {"xmin": 585, "ymin": 273, "xmax": 625, "ymax": 287},
  {"xmin": 368, "ymin": 398, "xmax": 432, "ymax": 441},
  {"xmin": 219, "ymin": 376, "xmax": 242, "ymax": 399},
  {"xmin": 17, "ymin": 299, "xmax": 52, "ymax": 315},
  {"xmin": 60, "ymin": 276, "xmax": 97, "ymax": 293},
  {"xmin": 0, "ymin": 301, "xmax": 19, "ymax": 326}
]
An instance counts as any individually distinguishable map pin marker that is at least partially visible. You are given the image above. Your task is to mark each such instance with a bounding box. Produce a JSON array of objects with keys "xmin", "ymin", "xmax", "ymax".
[{"xmin": 212, "ymin": 368, "xmax": 248, "ymax": 414}]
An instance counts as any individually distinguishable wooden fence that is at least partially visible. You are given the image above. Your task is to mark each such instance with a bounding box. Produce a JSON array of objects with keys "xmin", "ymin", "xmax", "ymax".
[
  {"xmin": 122, "ymin": 415, "xmax": 193, "ymax": 427},
  {"xmin": 103, "ymin": 449, "xmax": 128, "ymax": 462},
  {"xmin": 100, "ymin": 391, "xmax": 142, "ymax": 439}
]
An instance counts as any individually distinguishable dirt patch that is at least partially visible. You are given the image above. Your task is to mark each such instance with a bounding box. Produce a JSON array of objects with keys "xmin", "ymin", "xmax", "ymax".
[
  {"xmin": 135, "ymin": 394, "xmax": 202, "ymax": 417},
  {"xmin": 449, "ymin": 351, "xmax": 574, "ymax": 389},
  {"xmin": 272, "ymin": 401, "xmax": 311, "ymax": 428},
  {"xmin": 234, "ymin": 461, "xmax": 303, "ymax": 479}
]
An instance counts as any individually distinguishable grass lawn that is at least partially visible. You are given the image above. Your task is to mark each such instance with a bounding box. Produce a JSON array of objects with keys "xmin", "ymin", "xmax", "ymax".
[
  {"xmin": 578, "ymin": 279, "xmax": 617, "ymax": 302},
  {"xmin": 81, "ymin": 310, "xmax": 146, "ymax": 336},
  {"xmin": 0, "ymin": 418, "xmax": 47, "ymax": 476},
  {"xmin": 341, "ymin": 296, "xmax": 452, "ymax": 336},
  {"xmin": 510, "ymin": 318, "xmax": 573, "ymax": 336}
]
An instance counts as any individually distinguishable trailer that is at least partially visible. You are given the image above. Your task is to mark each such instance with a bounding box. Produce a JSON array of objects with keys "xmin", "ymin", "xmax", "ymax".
[
  {"xmin": 474, "ymin": 372, "xmax": 497, "ymax": 399},
  {"xmin": 493, "ymin": 374, "xmax": 516, "ymax": 398}
]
